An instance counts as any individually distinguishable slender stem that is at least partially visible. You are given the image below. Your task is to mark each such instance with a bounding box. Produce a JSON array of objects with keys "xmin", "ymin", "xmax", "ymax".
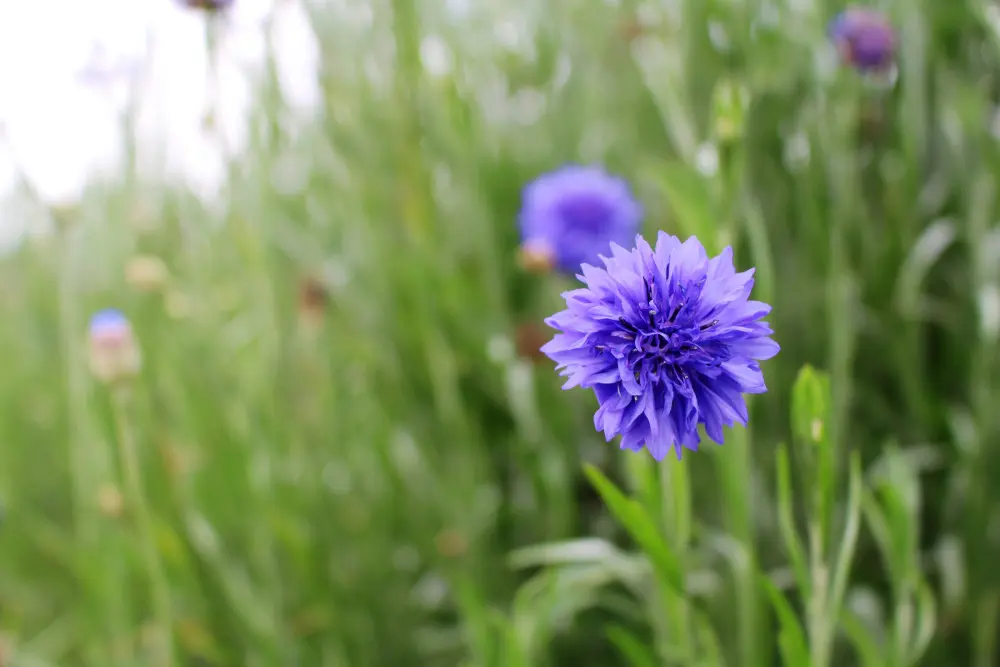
[
  {"xmin": 807, "ymin": 523, "xmax": 831, "ymax": 667},
  {"xmin": 974, "ymin": 593, "xmax": 999, "ymax": 667},
  {"xmin": 659, "ymin": 461, "xmax": 694, "ymax": 664},
  {"xmin": 111, "ymin": 387, "xmax": 175, "ymax": 667}
]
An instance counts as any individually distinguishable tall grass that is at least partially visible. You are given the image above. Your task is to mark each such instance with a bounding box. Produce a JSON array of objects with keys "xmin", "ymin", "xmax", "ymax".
[{"xmin": 0, "ymin": 0, "xmax": 998, "ymax": 665}]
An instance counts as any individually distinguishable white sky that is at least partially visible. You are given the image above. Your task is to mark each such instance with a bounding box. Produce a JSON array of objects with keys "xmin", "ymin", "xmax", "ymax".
[{"xmin": 0, "ymin": 0, "xmax": 321, "ymax": 215}]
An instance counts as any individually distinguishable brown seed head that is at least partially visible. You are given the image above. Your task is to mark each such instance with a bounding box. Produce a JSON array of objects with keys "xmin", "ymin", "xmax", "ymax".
[
  {"xmin": 434, "ymin": 529, "xmax": 468, "ymax": 558},
  {"xmin": 517, "ymin": 240, "xmax": 556, "ymax": 273},
  {"xmin": 515, "ymin": 321, "xmax": 549, "ymax": 364}
]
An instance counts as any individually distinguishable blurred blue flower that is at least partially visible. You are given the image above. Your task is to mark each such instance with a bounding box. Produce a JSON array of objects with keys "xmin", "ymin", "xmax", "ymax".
[
  {"xmin": 518, "ymin": 165, "xmax": 642, "ymax": 275},
  {"xmin": 828, "ymin": 7, "xmax": 896, "ymax": 72},
  {"xmin": 541, "ymin": 232, "xmax": 779, "ymax": 461},
  {"xmin": 89, "ymin": 309, "xmax": 141, "ymax": 383},
  {"xmin": 89, "ymin": 309, "xmax": 130, "ymax": 335}
]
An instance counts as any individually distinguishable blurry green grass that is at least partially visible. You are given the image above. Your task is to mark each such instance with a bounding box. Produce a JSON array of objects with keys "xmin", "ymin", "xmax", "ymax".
[{"xmin": 2, "ymin": 0, "xmax": 1000, "ymax": 665}]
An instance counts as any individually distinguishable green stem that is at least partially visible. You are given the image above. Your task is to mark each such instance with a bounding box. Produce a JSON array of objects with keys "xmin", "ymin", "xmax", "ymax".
[
  {"xmin": 806, "ymin": 523, "xmax": 831, "ymax": 667},
  {"xmin": 659, "ymin": 461, "xmax": 694, "ymax": 664},
  {"xmin": 973, "ymin": 593, "xmax": 999, "ymax": 667},
  {"xmin": 715, "ymin": 425, "xmax": 762, "ymax": 667},
  {"xmin": 111, "ymin": 388, "xmax": 175, "ymax": 667}
]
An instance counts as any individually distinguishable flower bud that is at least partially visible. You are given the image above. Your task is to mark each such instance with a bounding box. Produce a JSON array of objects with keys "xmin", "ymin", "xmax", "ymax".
[
  {"xmin": 125, "ymin": 255, "xmax": 169, "ymax": 293},
  {"xmin": 517, "ymin": 239, "xmax": 556, "ymax": 273},
  {"xmin": 88, "ymin": 310, "xmax": 142, "ymax": 384},
  {"xmin": 0, "ymin": 633, "xmax": 12, "ymax": 667},
  {"xmin": 515, "ymin": 321, "xmax": 549, "ymax": 364},
  {"xmin": 828, "ymin": 8, "xmax": 896, "ymax": 74},
  {"xmin": 298, "ymin": 275, "xmax": 328, "ymax": 330},
  {"xmin": 97, "ymin": 484, "xmax": 124, "ymax": 517}
]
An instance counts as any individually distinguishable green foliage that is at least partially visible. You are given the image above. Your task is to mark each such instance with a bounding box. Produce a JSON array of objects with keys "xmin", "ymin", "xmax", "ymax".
[{"xmin": 0, "ymin": 0, "xmax": 998, "ymax": 665}]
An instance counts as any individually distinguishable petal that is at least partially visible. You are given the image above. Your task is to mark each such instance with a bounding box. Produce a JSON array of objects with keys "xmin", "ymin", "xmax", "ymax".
[{"xmin": 732, "ymin": 337, "xmax": 781, "ymax": 361}]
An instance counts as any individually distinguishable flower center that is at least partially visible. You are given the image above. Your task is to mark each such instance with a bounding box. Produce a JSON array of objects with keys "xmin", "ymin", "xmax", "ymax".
[
  {"xmin": 558, "ymin": 193, "xmax": 612, "ymax": 230},
  {"xmin": 609, "ymin": 278, "xmax": 723, "ymax": 385}
]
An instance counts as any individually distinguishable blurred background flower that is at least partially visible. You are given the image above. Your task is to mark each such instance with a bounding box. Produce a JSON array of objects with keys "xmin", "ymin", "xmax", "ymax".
[
  {"xmin": 517, "ymin": 165, "xmax": 643, "ymax": 275},
  {"xmin": 828, "ymin": 6, "xmax": 896, "ymax": 73},
  {"xmin": 88, "ymin": 309, "xmax": 141, "ymax": 383}
]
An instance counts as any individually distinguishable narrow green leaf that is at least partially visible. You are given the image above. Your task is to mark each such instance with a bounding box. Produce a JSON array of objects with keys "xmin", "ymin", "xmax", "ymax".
[
  {"xmin": 583, "ymin": 464, "xmax": 684, "ymax": 593},
  {"xmin": 790, "ymin": 365, "xmax": 830, "ymax": 448},
  {"xmin": 775, "ymin": 446, "xmax": 810, "ymax": 597},
  {"xmin": 641, "ymin": 160, "xmax": 719, "ymax": 242},
  {"xmin": 827, "ymin": 451, "xmax": 863, "ymax": 622},
  {"xmin": 905, "ymin": 579, "xmax": 937, "ymax": 664},
  {"xmin": 607, "ymin": 625, "xmax": 659, "ymax": 667},
  {"xmin": 760, "ymin": 573, "xmax": 810, "ymax": 667},
  {"xmin": 839, "ymin": 608, "xmax": 885, "ymax": 667}
]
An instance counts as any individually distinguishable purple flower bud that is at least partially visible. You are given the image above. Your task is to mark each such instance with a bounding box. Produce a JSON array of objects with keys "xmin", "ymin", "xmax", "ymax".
[
  {"xmin": 518, "ymin": 165, "xmax": 643, "ymax": 276},
  {"xmin": 828, "ymin": 7, "xmax": 896, "ymax": 73},
  {"xmin": 88, "ymin": 310, "xmax": 141, "ymax": 384}
]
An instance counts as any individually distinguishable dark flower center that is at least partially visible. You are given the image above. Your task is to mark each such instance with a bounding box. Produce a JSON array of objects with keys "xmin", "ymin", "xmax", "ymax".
[
  {"xmin": 850, "ymin": 30, "xmax": 893, "ymax": 68},
  {"xmin": 611, "ymin": 278, "xmax": 725, "ymax": 385},
  {"xmin": 558, "ymin": 193, "xmax": 613, "ymax": 231}
]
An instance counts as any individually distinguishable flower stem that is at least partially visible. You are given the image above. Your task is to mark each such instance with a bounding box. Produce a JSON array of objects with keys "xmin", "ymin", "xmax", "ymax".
[
  {"xmin": 659, "ymin": 460, "xmax": 695, "ymax": 664},
  {"xmin": 111, "ymin": 387, "xmax": 175, "ymax": 667}
]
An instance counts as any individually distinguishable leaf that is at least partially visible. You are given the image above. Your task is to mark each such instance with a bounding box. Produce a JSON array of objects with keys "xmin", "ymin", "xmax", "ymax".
[
  {"xmin": 507, "ymin": 538, "xmax": 622, "ymax": 570},
  {"xmin": 510, "ymin": 566, "xmax": 607, "ymax": 663},
  {"xmin": 759, "ymin": 573, "xmax": 810, "ymax": 667},
  {"xmin": 790, "ymin": 365, "xmax": 831, "ymax": 449},
  {"xmin": 607, "ymin": 625, "xmax": 659, "ymax": 667},
  {"xmin": 839, "ymin": 607, "xmax": 885, "ymax": 667},
  {"xmin": 906, "ymin": 578, "xmax": 937, "ymax": 664},
  {"xmin": 789, "ymin": 364, "xmax": 835, "ymax": 546},
  {"xmin": 583, "ymin": 464, "xmax": 684, "ymax": 593},
  {"xmin": 623, "ymin": 452, "xmax": 661, "ymax": 523},
  {"xmin": 692, "ymin": 607, "xmax": 726, "ymax": 667},
  {"xmin": 827, "ymin": 451, "xmax": 863, "ymax": 623},
  {"xmin": 894, "ymin": 219, "xmax": 957, "ymax": 319},
  {"xmin": 775, "ymin": 446, "xmax": 810, "ymax": 597},
  {"xmin": 863, "ymin": 449, "xmax": 919, "ymax": 587},
  {"xmin": 640, "ymin": 160, "xmax": 719, "ymax": 244}
]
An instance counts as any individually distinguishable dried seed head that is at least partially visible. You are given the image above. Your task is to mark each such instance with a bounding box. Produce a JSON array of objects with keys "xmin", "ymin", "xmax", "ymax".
[
  {"xmin": 298, "ymin": 276, "xmax": 329, "ymax": 329},
  {"xmin": 515, "ymin": 321, "xmax": 549, "ymax": 364},
  {"xmin": 618, "ymin": 18, "xmax": 646, "ymax": 43},
  {"xmin": 165, "ymin": 292, "xmax": 192, "ymax": 319},
  {"xmin": 0, "ymin": 633, "xmax": 12, "ymax": 667},
  {"xmin": 517, "ymin": 239, "xmax": 556, "ymax": 273},
  {"xmin": 434, "ymin": 529, "xmax": 468, "ymax": 558},
  {"xmin": 125, "ymin": 255, "xmax": 170, "ymax": 292},
  {"xmin": 97, "ymin": 484, "xmax": 124, "ymax": 517}
]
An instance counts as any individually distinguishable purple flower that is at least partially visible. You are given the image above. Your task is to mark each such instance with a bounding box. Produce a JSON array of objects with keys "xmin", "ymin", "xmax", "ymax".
[
  {"xmin": 89, "ymin": 310, "xmax": 141, "ymax": 383},
  {"xmin": 89, "ymin": 309, "xmax": 131, "ymax": 340},
  {"xmin": 518, "ymin": 165, "xmax": 642, "ymax": 275},
  {"xmin": 541, "ymin": 232, "xmax": 779, "ymax": 461},
  {"xmin": 828, "ymin": 7, "xmax": 896, "ymax": 72}
]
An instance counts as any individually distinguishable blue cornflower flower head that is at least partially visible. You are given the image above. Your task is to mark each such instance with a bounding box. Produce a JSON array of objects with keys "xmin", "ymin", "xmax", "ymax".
[
  {"xmin": 88, "ymin": 309, "xmax": 141, "ymax": 384},
  {"xmin": 541, "ymin": 232, "xmax": 779, "ymax": 461},
  {"xmin": 89, "ymin": 309, "xmax": 130, "ymax": 338},
  {"xmin": 517, "ymin": 165, "xmax": 643, "ymax": 275},
  {"xmin": 828, "ymin": 7, "xmax": 896, "ymax": 73}
]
